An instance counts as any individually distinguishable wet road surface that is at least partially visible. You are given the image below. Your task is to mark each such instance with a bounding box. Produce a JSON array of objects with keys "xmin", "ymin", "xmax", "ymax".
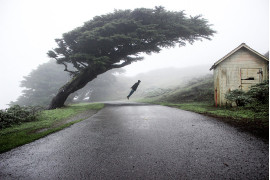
[{"xmin": 0, "ymin": 102, "xmax": 268, "ymax": 179}]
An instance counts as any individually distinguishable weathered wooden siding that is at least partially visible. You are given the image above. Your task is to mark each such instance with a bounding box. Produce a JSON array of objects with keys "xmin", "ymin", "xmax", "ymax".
[
  {"xmin": 213, "ymin": 48, "xmax": 268, "ymax": 106},
  {"xmin": 213, "ymin": 68, "xmax": 219, "ymax": 106}
]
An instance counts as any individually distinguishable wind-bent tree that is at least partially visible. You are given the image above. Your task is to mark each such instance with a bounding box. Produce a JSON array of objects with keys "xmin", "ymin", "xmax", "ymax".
[
  {"xmin": 47, "ymin": 6, "xmax": 215, "ymax": 109},
  {"xmin": 73, "ymin": 68, "xmax": 126, "ymax": 102}
]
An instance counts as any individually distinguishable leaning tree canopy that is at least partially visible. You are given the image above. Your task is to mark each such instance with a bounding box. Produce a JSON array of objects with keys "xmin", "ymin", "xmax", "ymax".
[{"xmin": 48, "ymin": 6, "xmax": 215, "ymax": 75}]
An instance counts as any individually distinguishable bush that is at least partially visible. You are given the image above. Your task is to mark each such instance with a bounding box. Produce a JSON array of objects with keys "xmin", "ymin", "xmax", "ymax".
[
  {"xmin": 247, "ymin": 80, "xmax": 269, "ymax": 104},
  {"xmin": 225, "ymin": 89, "xmax": 251, "ymax": 106},
  {"xmin": 225, "ymin": 81, "xmax": 269, "ymax": 108},
  {"xmin": 0, "ymin": 105, "xmax": 41, "ymax": 129}
]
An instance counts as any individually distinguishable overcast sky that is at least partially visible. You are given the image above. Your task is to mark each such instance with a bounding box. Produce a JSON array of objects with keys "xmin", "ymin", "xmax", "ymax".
[{"xmin": 0, "ymin": 0, "xmax": 269, "ymax": 109}]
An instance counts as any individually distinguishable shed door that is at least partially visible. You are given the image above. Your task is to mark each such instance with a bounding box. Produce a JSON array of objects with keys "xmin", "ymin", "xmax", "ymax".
[{"xmin": 241, "ymin": 68, "xmax": 262, "ymax": 91}]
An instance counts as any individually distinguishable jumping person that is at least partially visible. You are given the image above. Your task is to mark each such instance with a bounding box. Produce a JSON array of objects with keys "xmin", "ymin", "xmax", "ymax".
[{"xmin": 127, "ymin": 80, "xmax": 141, "ymax": 99}]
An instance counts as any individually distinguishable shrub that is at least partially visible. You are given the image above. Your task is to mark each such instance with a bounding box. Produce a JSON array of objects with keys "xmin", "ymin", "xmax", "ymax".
[
  {"xmin": 225, "ymin": 89, "xmax": 251, "ymax": 106},
  {"xmin": 0, "ymin": 105, "xmax": 41, "ymax": 129},
  {"xmin": 247, "ymin": 80, "xmax": 269, "ymax": 104},
  {"xmin": 225, "ymin": 81, "xmax": 269, "ymax": 108}
]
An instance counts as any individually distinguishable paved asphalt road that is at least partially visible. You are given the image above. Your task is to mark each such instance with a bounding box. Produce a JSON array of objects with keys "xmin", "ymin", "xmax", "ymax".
[{"xmin": 0, "ymin": 102, "xmax": 268, "ymax": 179}]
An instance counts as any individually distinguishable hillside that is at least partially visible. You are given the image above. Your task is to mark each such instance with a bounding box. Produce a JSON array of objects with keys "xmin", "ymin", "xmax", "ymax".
[
  {"xmin": 75, "ymin": 64, "xmax": 213, "ymax": 102},
  {"xmin": 160, "ymin": 74, "xmax": 214, "ymax": 103},
  {"xmin": 123, "ymin": 64, "xmax": 211, "ymax": 88},
  {"xmin": 139, "ymin": 74, "xmax": 214, "ymax": 103},
  {"xmin": 13, "ymin": 62, "xmax": 213, "ymax": 106}
]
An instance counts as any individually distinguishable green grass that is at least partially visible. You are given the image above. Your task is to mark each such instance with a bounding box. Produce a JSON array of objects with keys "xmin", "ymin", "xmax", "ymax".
[
  {"xmin": 0, "ymin": 103, "xmax": 104, "ymax": 154},
  {"xmin": 159, "ymin": 102, "xmax": 267, "ymax": 120}
]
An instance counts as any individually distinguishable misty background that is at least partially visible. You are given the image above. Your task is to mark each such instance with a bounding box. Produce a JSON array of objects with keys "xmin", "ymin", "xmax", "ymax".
[{"xmin": 0, "ymin": 0, "xmax": 269, "ymax": 109}]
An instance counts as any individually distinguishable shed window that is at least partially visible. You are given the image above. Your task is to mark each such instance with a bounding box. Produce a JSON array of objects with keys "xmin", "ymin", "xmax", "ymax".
[
  {"xmin": 240, "ymin": 68, "xmax": 262, "ymax": 91},
  {"xmin": 241, "ymin": 77, "xmax": 254, "ymax": 80}
]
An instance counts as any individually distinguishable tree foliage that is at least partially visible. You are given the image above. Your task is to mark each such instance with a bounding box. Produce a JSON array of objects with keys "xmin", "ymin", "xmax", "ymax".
[
  {"xmin": 47, "ymin": 6, "xmax": 215, "ymax": 109},
  {"xmin": 48, "ymin": 7, "xmax": 215, "ymax": 75}
]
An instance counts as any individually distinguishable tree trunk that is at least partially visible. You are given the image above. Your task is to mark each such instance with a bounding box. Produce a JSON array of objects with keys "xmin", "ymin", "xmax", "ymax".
[{"xmin": 48, "ymin": 68, "xmax": 101, "ymax": 109}]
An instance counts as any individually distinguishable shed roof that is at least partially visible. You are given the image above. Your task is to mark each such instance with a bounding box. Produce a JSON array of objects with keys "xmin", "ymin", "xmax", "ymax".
[{"xmin": 210, "ymin": 43, "xmax": 269, "ymax": 70}]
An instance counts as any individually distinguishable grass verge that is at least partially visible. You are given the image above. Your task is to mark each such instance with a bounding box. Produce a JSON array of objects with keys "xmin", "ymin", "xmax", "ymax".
[{"xmin": 0, "ymin": 103, "xmax": 104, "ymax": 154}]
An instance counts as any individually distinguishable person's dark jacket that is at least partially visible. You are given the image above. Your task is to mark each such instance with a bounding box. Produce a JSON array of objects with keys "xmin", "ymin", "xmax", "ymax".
[{"xmin": 131, "ymin": 82, "xmax": 140, "ymax": 91}]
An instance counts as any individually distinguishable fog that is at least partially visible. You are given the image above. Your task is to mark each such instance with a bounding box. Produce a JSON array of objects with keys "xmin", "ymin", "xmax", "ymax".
[
  {"xmin": 10, "ymin": 61, "xmax": 212, "ymax": 107},
  {"xmin": 0, "ymin": 0, "xmax": 269, "ymax": 109}
]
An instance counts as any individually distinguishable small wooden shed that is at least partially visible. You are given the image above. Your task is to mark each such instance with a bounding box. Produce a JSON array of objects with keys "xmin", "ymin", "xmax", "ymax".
[{"xmin": 210, "ymin": 43, "xmax": 269, "ymax": 106}]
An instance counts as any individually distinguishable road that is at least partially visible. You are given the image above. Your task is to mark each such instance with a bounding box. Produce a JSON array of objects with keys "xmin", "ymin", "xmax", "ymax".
[{"xmin": 0, "ymin": 102, "xmax": 268, "ymax": 179}]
